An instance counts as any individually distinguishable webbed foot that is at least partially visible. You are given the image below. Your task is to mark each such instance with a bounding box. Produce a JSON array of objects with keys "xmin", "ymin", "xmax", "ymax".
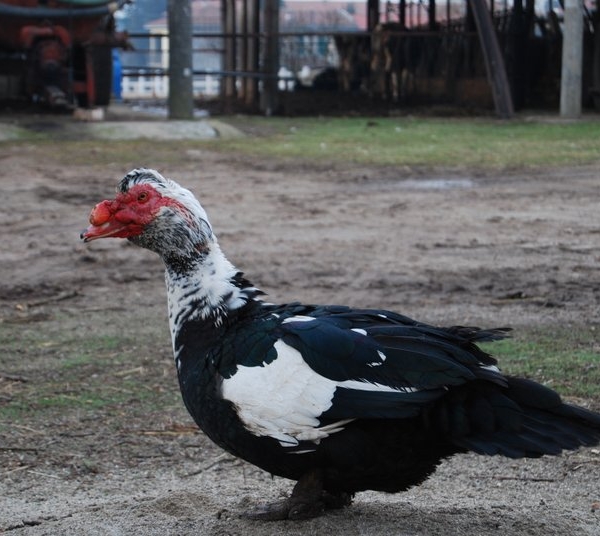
[
  {"xmin": 243, "ymin": 496, "xmax": 325, "ymax": 520},
  {"xmin": 243, "ymin": 470, "xmax": 353, "ymax": 520}
]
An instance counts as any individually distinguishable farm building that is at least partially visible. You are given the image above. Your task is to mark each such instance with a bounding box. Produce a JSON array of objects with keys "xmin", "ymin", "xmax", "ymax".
[
  {"xmin": 0, "ymin": 0, "xmax": 596, "ymax": 115},
  {"xmin": 116, "ymin": 0, "xmax": 597, "ymax": 117}
]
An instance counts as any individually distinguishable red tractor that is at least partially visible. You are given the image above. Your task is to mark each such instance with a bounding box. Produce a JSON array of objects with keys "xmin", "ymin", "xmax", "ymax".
[{"xmin": 0, "ymin": 0, "xmax": 130, "ymax": 107}]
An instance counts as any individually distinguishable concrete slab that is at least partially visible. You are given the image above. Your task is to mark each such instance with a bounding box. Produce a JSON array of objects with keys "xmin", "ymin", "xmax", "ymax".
[
  {"xmin": 0, "ymin": 104, "xmax": 244, "ymax": 141},
  {"xmin": 81, "ymin": 120, "xmax": 219, "ymax": 140}
]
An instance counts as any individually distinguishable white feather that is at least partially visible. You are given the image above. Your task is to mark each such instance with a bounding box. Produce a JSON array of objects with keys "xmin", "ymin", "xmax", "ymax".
[
  {"xmin": 352, "ymin": 328, "xmax": 367, "ymax": 336},
  {"xmin": 221, "ymin": 340, "xmax": 342, "ymax": 447},
  {"xmin": 167, "ymin": 243, "xmax": 250, "ymax": 356},
  {"xmin": 282, "ymin": 315, "xmax": 316, "ymax": 324},
  {"xmin": 337, "ymin": 379, "xmax": 420, "ymax": 393},
  {"xmin": 220, "ymin": 340, "xmax": 421, "ymax": 447},
  {"xmin": 480, "ymin": 364, "xmax": 501, "ymax": 373}
]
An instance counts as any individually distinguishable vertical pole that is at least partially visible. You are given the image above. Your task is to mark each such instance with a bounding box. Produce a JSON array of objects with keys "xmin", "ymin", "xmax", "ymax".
[
  {"xmin": 246, "ymin": 0, "xmax": 260, "ymax": 108},
  {"xmin": 367, "ymin": 0, "xmax": 380, "ymax": 30},
  {"xmin": 168, "ymin": 0, "xmax": 193, "ymax": 119},
  {"xmin": 560, "ymin": 0, "xmax": 584, "ymax": 118},
  {"xmin": 220, "ymin": 0, "xmax": 227, "ymax": 104},
  {"xmin": 429, "ymin": 0, "xmax": 436, "ymax": 30},
  {"xmin": 222, "ymin": 0, "xmax": 237, "ymax": 110},
  {"xmin": 261, "ymin": 0, "xmax": 279, "ymax": 115},
  {"xmin": 229, "ymin": 0, "xmax": 237, "ymax": 99},
  {"xmin": 400, "ymin": 0, "xmax": 406, "ymax": 27},
  {"xmin": 241, "ymin": 0, "xmax": 248, "ymax": 102},
  {"xmin": 467, "ymin": 0, "xmax": 514, "ymax": 118}
]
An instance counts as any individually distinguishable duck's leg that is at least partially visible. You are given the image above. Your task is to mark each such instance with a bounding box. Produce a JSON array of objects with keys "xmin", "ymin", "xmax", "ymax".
[
  {"xmin": 322, "ymin": 490, "xmax": 353, "ymax": 510},
  {"xmin": 244, "ymin": 469, "xmax": 351, "ymax": 520}
]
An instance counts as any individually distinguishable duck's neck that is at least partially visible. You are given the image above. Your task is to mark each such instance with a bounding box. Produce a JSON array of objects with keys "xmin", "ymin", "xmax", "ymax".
[{"xmin": 164, "ymin": 242, "xmax": 261, "ymax": 359}]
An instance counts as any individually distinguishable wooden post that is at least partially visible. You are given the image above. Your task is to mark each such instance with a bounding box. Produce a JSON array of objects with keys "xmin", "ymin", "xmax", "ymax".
[
  {"xmin": 467, "ymin": 0, "xmax": 514, "ymax": 118},
  {"xmin": 261, "ymin": 0, "xmax": 279, "ymax": 115},
  {"xmin": 167, "ymin": 0, "xmax": 193, "ymax": 119},
  {"xmin": 400, "ymin": 0, "xmax": 406, "ymax": 27},
  {"xmin": 560, "ymin": 0, "xmax": 584, "ymax": 118},
  {"xmin": 222, "ymin": 0, "xmax": 237, "ymax": 111},
  {"xmin": 240, "ymin": 0, "xmax": 248, "ymax": 103},
  {"xmin": 367, "ymin": 0, "xmax": 379, "ymax": 30},
  {"xmin": 445, "ymin": 0, "xmax": 450, "ymax": 28},
  {"xmin": 245, "ymin": 0, "xmax": 260, "ymax": 109},
  {"xmin": 429, "ymin": 0, "xmax": 436, "ymax": 30},
  {"xmin": 220, "ymin": 0, "xmax": 226, "ymax": 104}
]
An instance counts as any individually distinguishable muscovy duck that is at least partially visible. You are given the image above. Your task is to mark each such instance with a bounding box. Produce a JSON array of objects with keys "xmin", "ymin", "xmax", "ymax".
[{"xmin": 81, "ymin": 168, "xmax": 600, "ymax": 520}]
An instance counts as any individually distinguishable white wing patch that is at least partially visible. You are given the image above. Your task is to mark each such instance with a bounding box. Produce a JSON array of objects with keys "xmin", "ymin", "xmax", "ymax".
[
  {"xmin": 281, "ymin": 315, "xmax": 316, "ymax": 324},
  {"xmin": 479, "ymin": 364, "xmax": 501, "ymax": 373},
  {"xmin": 220, "ymin": 340, "xmax": 422, "ymax": 448},
  {"xmin": 337, "ymin": 380, "xmax": 419, "ymax": 394},
  {"xmin": 220, "ymin": 340, "xmax": 345, "ymax": 447}
]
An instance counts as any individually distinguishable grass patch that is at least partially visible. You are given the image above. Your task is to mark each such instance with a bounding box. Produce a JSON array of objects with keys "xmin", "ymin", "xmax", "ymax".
[
  {"xmin": 6, "ymin": 116, "xmax": 600, "ymax": 170},
  {"xmin": 218, "ymin": 116, "xmax": 600, "ymax": 168},
  {"xmin": 0, "ymin": 324, "xmax": 179, "ymax": 425},
  {"xmin": 60, "ymin": 335, "xmax": 125, "ymax": 369},
  {"xmin": 482, "ymin": 327, "xmax": 600, "ymax": 400}
]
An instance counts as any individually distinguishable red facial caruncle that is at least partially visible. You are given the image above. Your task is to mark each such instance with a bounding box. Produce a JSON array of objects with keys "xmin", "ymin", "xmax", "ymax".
[{"xmin": 81, "ymin": 184, "xmax": 165, "ymax": 242}]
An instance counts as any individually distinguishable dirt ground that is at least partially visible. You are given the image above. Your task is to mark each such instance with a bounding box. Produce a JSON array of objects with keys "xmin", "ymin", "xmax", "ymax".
[{"xmin": 1, "ymin": 116, "xmax": 599, "ymax": 535}]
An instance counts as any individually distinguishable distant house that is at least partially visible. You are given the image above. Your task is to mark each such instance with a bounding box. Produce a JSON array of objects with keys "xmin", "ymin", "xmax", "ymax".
[
  {"xmin": 282, "ymin": 1, "xmax": 367, "ymax": 30},
  {"xmin": 280, "ymin": 1, "xmax": 364, "ymax": 72},
  {"xmin": 145, "ymin": 1, "xmax": 222, "ymax": 72},
  {"xmin": 121, "ymin": 0, "xmax": 365, "ymax": 98}
]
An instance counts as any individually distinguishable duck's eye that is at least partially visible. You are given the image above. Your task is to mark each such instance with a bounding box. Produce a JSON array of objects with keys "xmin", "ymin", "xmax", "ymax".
[{"xmin": 137, "ymin": 191, "xmax": 149, "ymax": 203}]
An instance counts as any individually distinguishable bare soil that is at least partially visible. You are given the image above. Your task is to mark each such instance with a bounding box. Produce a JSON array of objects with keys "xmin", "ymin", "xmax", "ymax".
[{"xmin": 1, "ymin": 122, "xmax": 599, "ymax": 535}]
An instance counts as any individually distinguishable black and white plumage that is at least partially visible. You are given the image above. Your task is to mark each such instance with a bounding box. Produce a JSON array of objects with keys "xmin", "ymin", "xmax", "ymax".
[{"xmin": 82, "ymin": 168, "xmax": 600, "ymax": 519}]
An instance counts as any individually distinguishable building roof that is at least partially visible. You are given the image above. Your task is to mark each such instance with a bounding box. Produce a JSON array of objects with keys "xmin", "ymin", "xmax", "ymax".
[{"xmin": 145, "ymin": 0, "xmax": 367, "ymax": 32}]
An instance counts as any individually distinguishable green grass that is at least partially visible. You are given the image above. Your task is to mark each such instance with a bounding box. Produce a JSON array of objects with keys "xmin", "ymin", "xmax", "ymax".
[
  {"xmin": 482, "ymin": 327, "xmax": 600, "ymax": 400},
  {"xmin": 0, "ymin": 325, "xmax": 179, "ymax": 425},
  {"xmin": 218, "ymin": 116, "xmax": 600, "ymax": 168},
  {"xmin": 6, "ymin": 116, "xmax": 600, "ymax": 170}
]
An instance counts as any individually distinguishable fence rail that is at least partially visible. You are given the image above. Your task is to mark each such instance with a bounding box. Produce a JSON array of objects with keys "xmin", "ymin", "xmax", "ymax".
[
  {"xmin": 119, "ymin": 31, "xmax": 357, "ymax": 99},
  {"xmin": 122, "ymin": 71, "xmax": 221, "ymax": 98}
]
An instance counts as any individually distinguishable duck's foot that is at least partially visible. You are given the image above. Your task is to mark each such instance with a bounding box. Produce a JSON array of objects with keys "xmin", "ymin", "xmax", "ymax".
[
  {"xmin": 243, "ymin": 470, "xmax": 353, "ymax": 521},
  {"xmin": 322, "ymin": 490, "xmax": 353, "ymax": 510}
]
